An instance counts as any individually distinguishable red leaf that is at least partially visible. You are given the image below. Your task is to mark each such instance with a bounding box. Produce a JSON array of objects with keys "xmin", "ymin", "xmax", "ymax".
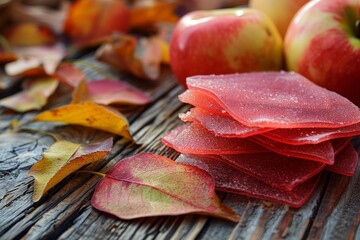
[
  {"xmin": 55, "ymin": 63, "xmax": 86, "ymax": 89},
  {"xmin": 72, "ymin": 79, "xmax": 151, "ymax": 106},
  {"xmin": 91, "ymin": 153, "xmax": 240, "ymax": 221}
]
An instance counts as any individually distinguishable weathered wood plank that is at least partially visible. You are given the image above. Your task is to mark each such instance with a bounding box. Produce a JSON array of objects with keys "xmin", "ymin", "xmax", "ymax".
[{"xmin": 308, "ymin": 141, "xmax": 360, "ymax": 240}]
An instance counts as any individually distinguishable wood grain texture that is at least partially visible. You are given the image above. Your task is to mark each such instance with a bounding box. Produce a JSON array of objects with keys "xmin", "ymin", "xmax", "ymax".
[{"xmin": 0, "ymin": 58, "xmax": 359, "ymax": 240}]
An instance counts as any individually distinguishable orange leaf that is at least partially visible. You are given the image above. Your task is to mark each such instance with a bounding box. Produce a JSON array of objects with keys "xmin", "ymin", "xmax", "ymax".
[
  {"xmin": 72, "ymin": 79, "xmax": 151, "ymax": 106},
  {"xmin": 29, "ymin": 138, "xmax": 113, "ymax": 201},
  {"xmin": 0, "ymin": 52, "xmax": 17, "ymax": 64},
  {"xmin": 129, "ymin": 2, "xmax": 179, "ymax": 29},
  {"xmin": 4, "ymin": 22, "xmax": 56, "ymax": 46},
  {"xmin": 91, "ymin": 153, "xmax": 240, "ymax": 221},
  {"xmin": 34, "ymin": 102, "xmax": 132, "ymax": 139},
  {"xmin": 71, "ymin": 79, "xmax": 90, "ymax": 104},
  {"xmin": 96, "ymin": 34, "xmax": 163, "ymax": 80},
  {"xmin": 64, "ymin": 0, "xmax": 130, "ymax": 48},
  {"xmin": 0, "ymin": 77, "xmax": 58, "ymax": 112}
]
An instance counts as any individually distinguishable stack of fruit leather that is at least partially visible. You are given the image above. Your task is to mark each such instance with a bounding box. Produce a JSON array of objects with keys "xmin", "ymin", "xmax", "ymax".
[{"xmin": 162, "ymin": 72, "xmax": 360, "ymax": 208}]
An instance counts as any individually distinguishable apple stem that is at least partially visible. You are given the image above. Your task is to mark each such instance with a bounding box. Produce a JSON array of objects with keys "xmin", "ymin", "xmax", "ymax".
[{"xmin": 344, "ymin": 7, "xmax": 360, "ymax": 39}]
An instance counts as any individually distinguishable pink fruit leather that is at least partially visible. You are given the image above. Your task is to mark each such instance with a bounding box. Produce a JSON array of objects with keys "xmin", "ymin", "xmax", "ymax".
[
  {"xmin": 163, "ymin": 123, "xmax": 335, "ymax": 164},
  {"xmin": 179, "ymin": 107, "xmax": 273, "ymax": 138},
  {"xmin": 186, "ymin": 72, "xmax": 360, "ymax": 128},
  {"xmin": 263, "ymin": 123, "xmax": 360, "ymax": 145},
  {"xmin": 162, "ymin": 123, "xmax": 267, "ymax": 154},
  {"xmin": 179, "ymin": 89, "xmax": 225, "ymax": 114},
  {"xmin": 177, "ymin": 154, "xmax": 321, "ymax": 208},
  {"xmin": 325, "ymin": 144, "xmax": 359, "ymax": 176},
  {"xmin": 249, "ymin": 135, "xmax": 335, "ymax": 164},
  {"xmin": 208, "ymin": 152, "xmax": 325, "ymax": 191},
  {"xmin": 332, "ymin": 138, "xmax": 351, "ymax": 155}
]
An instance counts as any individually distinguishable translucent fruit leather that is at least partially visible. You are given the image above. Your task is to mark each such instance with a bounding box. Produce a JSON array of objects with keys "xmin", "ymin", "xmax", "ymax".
[
  {"xmin": 325, "ymin": 143, "xmax": 359, "ymax": 176},
  {"xmin": 177, "ymin": 154, "xmax": 321, "ymax": 208},
  {"xmin": 186, "ymin": 72, "xmax": 360, "ymax": 128},
  {"xmin": 208, "ymin": 153, "xmax": 325, "ymax": 191},
  {"xmin": 162, "ymin": 123, "xmax": 267, "ymax": 154},
  {"xmin": 180, "ymin": 107, "xmax": 273, "ymax": 138},
  {"xmin": 163, "ymin": 123, "xmax": 335, "ymax": 164},
  {"xmin": 178, "ymin": 98, "xmax": 360, "ymax": 145}
]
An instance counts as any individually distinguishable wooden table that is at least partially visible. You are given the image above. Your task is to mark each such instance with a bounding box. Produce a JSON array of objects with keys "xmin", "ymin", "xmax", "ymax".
[{"xmin": 0, "ymin": 57, "xmax": 359, "ymax": 240}]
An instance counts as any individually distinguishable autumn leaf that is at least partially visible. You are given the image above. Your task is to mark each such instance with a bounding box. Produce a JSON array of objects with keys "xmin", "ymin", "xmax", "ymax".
[
  {"xmin": 129, "ymin": 2, "xmax": 179, "ymax": 29},
  {"xmin": 96, "ymin": 34, "xmax": 163, "ymax": 80},
  {"xmin": 72, "ymin": 79, "xmax": 151, "ymax": 106},
  {"xmin": 0, "ymin": 51, "xmax": 17, "ymax": 64},
  {"xmin": 29, "ymin": 138, "xmax": 113, "ymax": 202},
  {"xmin": 34, "ymin": 102, "xmax": 132, "ymax": 139},
  {"xmin": 5, "ymin": 45, "xmax": 66, "ymax": 76},
  {"xmin": 155, "ymin": 23, "xmax": 174, "ymax": 64},
  {"xmin": 4, "ymin": 22, "xmax": 56, "ymax": 46},
  {"xmin": 0, "ymin": 36, "xmax": 17, "ymax": 63},
  {"xmin": 0, "ymin": 77, "xmax": 58, "ymax": 112},
  {"xmin": 0, "ymin": 30, "xmax": 17, "ymax": 63},
  {"xmin": 63, "ymin": 0, "xmax": 130, "ymax": 48},
  {"xmin": 91, "ymin": 152, "xmax": 240, "ymax": 221},
  {"xmin": 55, "ymin": 63, "xmax": 86, "ymax": 89},
  {"xmin": 71, "ymin": 79, "xmax": 89, "ymax": 104},
  {"xmin": 9, "ymin": 1, "xmax": 69, "ymax": 33}
]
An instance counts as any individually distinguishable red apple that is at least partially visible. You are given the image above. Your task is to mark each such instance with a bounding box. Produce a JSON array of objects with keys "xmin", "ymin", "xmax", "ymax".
[
  {"xmin": 170, "ymin": 8, "xmax": 283, "ymax": 87},
  {"xmin": 285, "ymin": 0, "xmax": 360, "ymax": 106},
  {"xmin": 249, "ymin": 0, "xmax": 310, "ymax": 38}
]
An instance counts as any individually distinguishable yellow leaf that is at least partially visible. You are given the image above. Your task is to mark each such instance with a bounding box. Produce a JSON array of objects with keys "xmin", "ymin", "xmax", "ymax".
[
  {"xmin": 34, "ymin": 102, "xmax": 132, "ymax": 139},
  {"xmin": 29, "ymin": 140, "xmax": 80, "ymax": 201},
  {"xmin": 29, "ymin": 138, "xmax": 113, "ymax": 202}
]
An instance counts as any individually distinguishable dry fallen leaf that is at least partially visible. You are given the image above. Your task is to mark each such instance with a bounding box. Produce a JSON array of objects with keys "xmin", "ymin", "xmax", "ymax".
[
  {"xmin": 0, "ymin": 77, "xmax": 58, "ymax": 112},
  {"xmin": 71, "ymin": 79, "xmax": 89, "ymax": 104},
  {"xmin": 96, "ymin": 34, "xmax": 163, "ymax": 80},
  {"xmin": 34, "ymin": 102, "xmax": 132, "ymax": 139},
  {"xmin": 129, "ymin": 1, "xmax": 179, "ymax": 29},
  {"xmin": 91, "ymin": 152, "xmax": 240, "ymax": 221},
  {"xmin": 4, "ymin": 22, "xmax": 56, "ymax": 46},
  {"xmin": 63, "ymin": 0, "xmax": 130, "ymax": 48},
  {"xmin": 0, "ymin": 51, "xmax": 17, "ymax": 64},
  {"xmin": 72, "ymin": 79, "xmax": 151, "ymax": 106},
  {"xmin": 29, "ymin": 138, "xmax": 113, "ymax": 201},
  {"xmin": 0, "ymin": 35, "xmax": 17, "ymax": 63},
  {"xmin": 9, "ymin": 1, "xmax": 69, "ymax": 33},
  {"xmin": 5, "ymin": 45, "xmax": 66, "ymax": 76}
]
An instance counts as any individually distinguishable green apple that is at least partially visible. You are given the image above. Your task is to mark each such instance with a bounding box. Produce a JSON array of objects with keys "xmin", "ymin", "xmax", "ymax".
[{"xmin": 250, "ymin": 0, "xmax": 310, "ymax": 38}]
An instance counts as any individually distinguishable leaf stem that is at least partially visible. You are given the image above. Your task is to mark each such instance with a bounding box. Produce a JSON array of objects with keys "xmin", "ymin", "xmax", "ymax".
[{"xmin": 76, "ymin": 170, "xmax": 106, "ymax": 178}]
